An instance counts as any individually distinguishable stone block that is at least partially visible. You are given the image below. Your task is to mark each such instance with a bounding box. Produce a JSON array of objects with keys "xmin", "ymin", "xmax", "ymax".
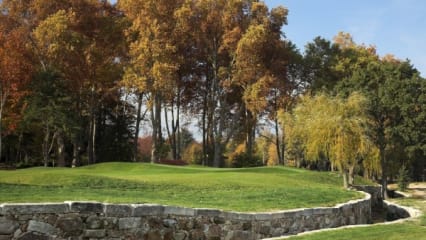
[
  {"xmin": 27, "ymin": 220, "xmax": 57, "ymax": 236},
  {"xmin": 195, "ymin": 209, "xmax": 221, "ymax": 217},
  {"xmin": 0, "ymin": 217, "xmax": 18, "ymax": 235},
  {"xmin": 104, "ymin": 204, "xmax": 133, "ymax": 217},
  {"xmin": 0, "ymin": 235, "xmax": 11, "ymax": 240},
  {"xmin": 133, "ymin": 204, "xmax": 164, "ymax": 216},
  {"xmin": 174, "ymin": 231, "xmax": 188, "ymax": 240},
  {"xmin": 68, "ymin": 202, "xmax": 104, "ymax": 214},
  {"xmin": 2, "ymin": 203, "xmax": 69, "ymax": 215},
  {"xmin": 213, "ymin": 216, "xmax": 225, "ymax": 224},
  {"xmin": 254, "ymin": 213, "xmax": 271, "ymax": 221},
  {"xmin": 83, "ymin": 229, "xmax": 106, "ymax": 238},
  {"xmin": 144, "ymin": 230, "xmax": 162, "ymax": 240},
  {"xmin": 55, "ymin": 214, "xmax": 83, "ymax": 236},
  {"xmin": 16, "ymin": 232, "xmax": 49, "ymax": 240},
  {"xmin": 86, "ymin": 215, "xmax": 103, "ymax": 229},
  {"xmin": 235, "ymin": 213, "xmax": 254, "ymax": 221},
  {"xmin": 118, "ymin": 217, "xmax": 141, "ymax": 230},
  {"xmin": 163, "ymin": 219, "xmax": 177, "ymax": 228},
  {"xmin": 164, "ymin": 206, "xmax": 195, "ymax": 216}
]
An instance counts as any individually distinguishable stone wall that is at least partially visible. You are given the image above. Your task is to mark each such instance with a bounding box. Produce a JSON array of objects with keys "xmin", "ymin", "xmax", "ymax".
[
  {"xmin": 0, "ymin": 192, "xmax": 371, "ymax": 240},
  {"xmin": 352, "ymin": 185, "xmax": 382, "ymax": 207}
]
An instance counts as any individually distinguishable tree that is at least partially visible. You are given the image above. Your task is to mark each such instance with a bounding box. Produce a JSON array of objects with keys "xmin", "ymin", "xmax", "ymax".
[
  {"xmin": 0, "ymin": 15, "xmax": 33, "ymax": 162},
  {"xmin": 119, "ymin": 0, "xmax": 180, "ymax": 163},
  {"xmin": 336, "ymin": 54, "xmax": 423, "ymax": 197},
  {"xmin": 287, "ymin": 92, "xmax": 378, "ymax": 188},
  {"xmin": 23, "ymin": 70, "xmax": 74, "ymax": 167}
]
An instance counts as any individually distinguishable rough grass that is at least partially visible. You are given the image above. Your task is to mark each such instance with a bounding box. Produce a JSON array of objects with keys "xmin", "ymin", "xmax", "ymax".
[
  {"xmin": 0, "ymin": 162, "xmax": 370, "ymax": 212},
  {"xmin": 284, "ymin": 196, "xmax": 426, "ymax": 240}
]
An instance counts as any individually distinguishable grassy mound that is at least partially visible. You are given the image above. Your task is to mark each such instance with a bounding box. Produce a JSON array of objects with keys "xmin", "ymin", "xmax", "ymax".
[{"xmin": 0, "ymin": 162, "xmax": 370, "ymax": 212}]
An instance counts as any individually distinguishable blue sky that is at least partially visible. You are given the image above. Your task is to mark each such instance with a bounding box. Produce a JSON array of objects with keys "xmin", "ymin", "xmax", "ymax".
[{"xmin": 265, "ymin": 0, "xmax": 426, "ymax": 76}]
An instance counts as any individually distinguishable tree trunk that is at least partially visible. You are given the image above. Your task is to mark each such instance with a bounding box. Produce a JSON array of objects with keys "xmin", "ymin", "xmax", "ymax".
[
  {"xmin": 380, "ymin": 144, "xmax": 388, "ymax": 199},
  {"xmin": 151, "ymin": 93, "xmax": 162, "ymax": 163},
  {"xmin": 42, "ymin": 124, "xmax": 50, "ymax": 167},
  {"xmin": 133, "ymin": 93, "xmax": 144, "ymax": 162},
  {"xmin": 245, "ymin": 109, "xmax": 255, "ymax": 159},
  {"xmin": 0, "ymin": 90, "xmax": 7, "ymax": 162},
  {"xmin": 275, "ymin": 116, "xmax": 283, "ymax": 165},
  {"xmin": 72, "ymin": 139, "xmax": 81, "ymax": 168},
  {"xmin": 202, "ymin": 94, "xmax": 207, "ymax": 166},
  {"xmin": 57, "ymin": 130, "xmax": 65, "ymax": 167},
  {"xmin": 348, "ymin": 164, "xmax": 355, "ymax": 186},
  {"xmin": 343, "ymin": 169, "xmax": 349, "ymax": 189}
]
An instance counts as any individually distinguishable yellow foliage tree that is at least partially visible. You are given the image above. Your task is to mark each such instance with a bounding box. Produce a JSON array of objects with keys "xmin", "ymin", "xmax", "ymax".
[{"xmin": 288, "ymin": 92, "xmax": 378, "ymax": 188}]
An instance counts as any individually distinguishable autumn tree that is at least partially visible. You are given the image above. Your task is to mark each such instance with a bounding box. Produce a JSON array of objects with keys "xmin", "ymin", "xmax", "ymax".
[
  {"xmin": 119, "ymin": 0, "xmax": 181, "ymax": 162},
  {"xmin": 0, "ymin": 14, "xmax": 33, "ymax": 162}
]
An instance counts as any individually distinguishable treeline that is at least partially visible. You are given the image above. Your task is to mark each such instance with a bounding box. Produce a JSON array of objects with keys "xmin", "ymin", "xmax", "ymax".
[{"xmin": 0, "ymin": 1, "xmax": 424, "ymax": 187}]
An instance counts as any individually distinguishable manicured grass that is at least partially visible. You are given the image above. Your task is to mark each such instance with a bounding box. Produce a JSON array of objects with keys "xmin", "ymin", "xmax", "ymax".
[
  {"xmin": 0, "ymin": 162, "xmax": 369, "ymax": 212},
  {"xmin": 284, "ymin": 197, "xmax": 426, "ymax": 240}
]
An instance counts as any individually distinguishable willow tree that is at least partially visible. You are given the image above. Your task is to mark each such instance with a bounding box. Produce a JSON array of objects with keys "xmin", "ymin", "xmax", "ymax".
[{"xmin": 289, "ymin": 92, "xmax": 378, "ymax": 188}]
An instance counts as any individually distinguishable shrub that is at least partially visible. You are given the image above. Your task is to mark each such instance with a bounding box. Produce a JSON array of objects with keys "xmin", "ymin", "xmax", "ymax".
[
  {"xmin": 182, "ymin": 142, "xmax": 203, "ymax": 165},
  {"xmin": 397, "ymin": 165, "xmax": 410, "ymax": 191},
  {"xmin": 230, "ymin": 152, "xmax": 263, "ymax": 168}
]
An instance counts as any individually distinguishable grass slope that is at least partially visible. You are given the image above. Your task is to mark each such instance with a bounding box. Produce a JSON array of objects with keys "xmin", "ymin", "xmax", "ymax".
[
  {"xmin": 284, "ymin": 197, "xmax": 426, "ymax": 240},
  {"xmin": 0, "ymin": 162, "xmax": 369, "ymax": 212}
]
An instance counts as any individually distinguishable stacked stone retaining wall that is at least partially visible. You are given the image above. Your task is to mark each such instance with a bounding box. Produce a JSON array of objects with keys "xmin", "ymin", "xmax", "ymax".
[{"xmin": 0, "ymin": 192, "xmax": 371, "ymax": 240}]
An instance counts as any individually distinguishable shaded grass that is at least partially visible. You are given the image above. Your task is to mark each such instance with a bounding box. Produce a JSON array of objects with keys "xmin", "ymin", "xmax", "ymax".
[{"xmin": 0, "ymin": 162, "xmax": 368, "ymax": 212}]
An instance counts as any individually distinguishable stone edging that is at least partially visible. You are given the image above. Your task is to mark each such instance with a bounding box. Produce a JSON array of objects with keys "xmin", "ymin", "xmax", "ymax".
[
  {"xmin": 268, "ymin": 199, "xmax": 422, "ymax": 240},
  {"xmin": 0, "ymin": 191, "xmax": 372, "ymax": 239}
]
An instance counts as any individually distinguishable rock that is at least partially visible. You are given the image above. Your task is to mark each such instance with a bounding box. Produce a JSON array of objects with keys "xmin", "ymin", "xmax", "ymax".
[
  {"xmin": 86, "ymin": 215, "xmax": 103, "ymax": 229},
  {"xmin": 242, "ymin": 222, "xmax": 252, "ymax": 231},
  {"xmin": 2, "ymin": 203, "xmax": 69, "ymax": 215},
  {"xmin": 0, "ymin": 218, "xmax": 18, "ymax": 235},
  {"xmin": 27, "ymin": 220, "xmax": 57, "ymax": 236},
  {"xmin": 0, "ymin": 235, "xmax": 12, "ymax": 240},
  {"xmin": 144, "ymin": 230, "xmax": 162, "ymax": 240},
  {"xmin": 83, "ymin": 229, "xmax": 106, "ymax": 238},
  {"xmin": 164, "ymin": 206, "xmax": 195, "ymax": 216},
  {"xmin": 16, "ymin": 232, "xmax": 49, "ymax": 240},
  {"xmin": 68, "ymin": 202, "xmax": 103, "ymax": 214},
  {"xmin": 163, "ymin": 219, "xmax": 177, "ymax": 228},
  {"xmin": 207, "ymin": 225, "xmax": 221, "ymax": 239},
  {"xmin": 174, "ymin": 231, "xmax": 187, "ymax": 240},
  {"xmin": 189, "ymin": 229, "xmax": 205, "ymax": 240},
  {"xmin": 118, "ymin": 217, "xmax": 141, "ymax": 230},
  {"xmin": 213, "ymin": 216, "xmax": 225, "ymax": 224},
  {"xmin": 195, "ymin": 209, "xmax": 221, "ymax": 217},
  {"xmin": 55, "ymin": 214, "xmax": 83, "ymax": 236},
  {"xmin": 104, "ymin": 204, "xmax": 132, "ymax": 217},
  {"xmin": 133, "ymin": 204, "xmax": 164, "ymax": 216}
]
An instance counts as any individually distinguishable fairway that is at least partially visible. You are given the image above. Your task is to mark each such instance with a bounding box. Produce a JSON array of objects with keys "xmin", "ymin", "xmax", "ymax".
[{"xmin": 0, "ymin": 162, "xmax": 367, "ymax": 212}]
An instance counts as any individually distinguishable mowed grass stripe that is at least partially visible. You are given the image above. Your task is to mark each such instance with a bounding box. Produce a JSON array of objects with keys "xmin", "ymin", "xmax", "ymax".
[{"xmin": 0, "ymin": 162, "xmax": 369, "ymax": 212}]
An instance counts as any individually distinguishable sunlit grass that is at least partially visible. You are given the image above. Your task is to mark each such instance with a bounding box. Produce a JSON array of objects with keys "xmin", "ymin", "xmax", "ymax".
[{"xmin": 0, "ymin": 162, "xmax": 369, "ymax": 212}]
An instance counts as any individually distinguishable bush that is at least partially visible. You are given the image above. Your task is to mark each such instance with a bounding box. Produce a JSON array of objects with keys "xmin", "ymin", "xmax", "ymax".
[
  {"xmin": 397, "ymin": 165, "xmax": 410, "ymax": 191},
  {"xmin": 230, "ymin": 152, "xmax": 263, "ymax": 168},
  {"xmin": 182, "ymin": 142, "xmax": 203, "ymax": 165}
]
